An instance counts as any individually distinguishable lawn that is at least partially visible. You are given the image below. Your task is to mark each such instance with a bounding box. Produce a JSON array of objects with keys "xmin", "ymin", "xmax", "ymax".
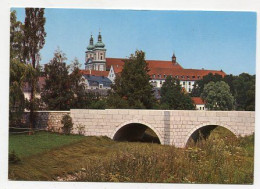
[
  {"xmin": 9, "ymin": 131, "xmax": 85, "ymax": 157},
  {"xmin": 8, "ymin": 128, "xmax": 254, "ymax": 184}
]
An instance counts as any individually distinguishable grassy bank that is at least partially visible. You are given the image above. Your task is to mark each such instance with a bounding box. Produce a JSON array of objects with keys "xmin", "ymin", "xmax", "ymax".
[{"xmin": 9, "ymin": 128, "xmax": 254, "ymax": 184}]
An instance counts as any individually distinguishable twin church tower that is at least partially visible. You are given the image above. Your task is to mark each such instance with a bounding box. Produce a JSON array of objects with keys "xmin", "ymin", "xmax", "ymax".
[{"xmin": 85, "ymin": 32, "xmax": 107, "ymax": 71}]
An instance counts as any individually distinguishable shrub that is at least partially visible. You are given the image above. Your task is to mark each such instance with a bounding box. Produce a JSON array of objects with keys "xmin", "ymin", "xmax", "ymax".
[
  {"xmin": 9, "ymin": 150, "xmax": 21, "ymax": 164},
  {"xmin": 61, "ymin": 114, "xmax": 73, "ymax": 135}
]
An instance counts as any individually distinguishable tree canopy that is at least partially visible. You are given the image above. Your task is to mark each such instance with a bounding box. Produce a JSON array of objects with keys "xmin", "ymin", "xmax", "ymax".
[
  {"xmin": 109, "ymin": 50, "xmax": 156, "ymax": 109},
  {"xmin": 41, "ymin": 49, "xmax": 74, "ymax": 110},
  {"xmin": 201, "ymin": 81, "xmax": 234, "ymax": 110},
  {"xmin": 160, "ymin": 76, "xmax": 195, "ymax": 110}
]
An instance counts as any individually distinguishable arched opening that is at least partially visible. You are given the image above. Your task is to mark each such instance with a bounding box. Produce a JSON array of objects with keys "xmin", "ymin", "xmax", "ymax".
[
  {"xmin": 113, "ymin": 123, "xmax": 161, "ymax": 144},
  {"xmin": 186, "ymin": 125, "xmax": 236, "ymax": 146}
]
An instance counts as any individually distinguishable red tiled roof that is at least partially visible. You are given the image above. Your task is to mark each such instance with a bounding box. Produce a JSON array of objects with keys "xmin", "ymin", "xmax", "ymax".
[
  {"xmin": 191, "ymin": 97, "xmax": 205, "ymax": 105},
  {"xmin": 150, "ymin": 68, "xmax": 226, "ymax": 80},
  {"xmin": 80, "ymin": 70, "xmax": 109, "ymax": 77},
  {"xmin": 89, "ymin": 57, "xmax": 226, "ymax": 81},
  {"xmin": 106, "ymin": 57, "xmax": 183, "ymax": 74}
]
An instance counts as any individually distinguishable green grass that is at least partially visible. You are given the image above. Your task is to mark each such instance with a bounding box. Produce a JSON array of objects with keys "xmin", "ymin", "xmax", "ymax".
[
  {"xmin": 8, "ymin": 127, "xmax": 254, "ymax": 184},
  {"xmin": 9, "ymin": 131, "xmax": 85, "ymax": 157}
]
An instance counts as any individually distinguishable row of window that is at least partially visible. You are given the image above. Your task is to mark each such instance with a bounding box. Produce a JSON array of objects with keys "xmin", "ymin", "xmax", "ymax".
[{"xmin": 153, "ymin": 74, "xmax": 201, "ymax": 79}]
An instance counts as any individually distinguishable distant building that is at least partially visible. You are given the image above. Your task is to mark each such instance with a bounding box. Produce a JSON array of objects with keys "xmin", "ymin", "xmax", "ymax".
[
  {"xmin": 192, "ymin": 97, "xmax": 206, "ymax": 110},
  {"xmin": 23, "ymin": 76, "xmax": 46, "ymax": 100},
  {"xmin": 84, "ymin": 32, "xmax": 226, "ymax": 93}
]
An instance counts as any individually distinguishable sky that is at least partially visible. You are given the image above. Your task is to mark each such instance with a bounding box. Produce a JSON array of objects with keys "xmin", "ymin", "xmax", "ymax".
[{"xmin": 12, "ymin": 8, "xmax": 256, "ymax": 75}]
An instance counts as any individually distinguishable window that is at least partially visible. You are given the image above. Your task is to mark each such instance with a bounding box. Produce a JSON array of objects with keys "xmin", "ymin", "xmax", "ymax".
[
  {"xmin": 200, "ymin": 107, "xmax": 202, "ymax": 110},
  {"xmin": 164, "ymin": 74, "xmax": 166, "ymax": 78},
  {"xmin": 99, "ymin": 84, "xmax": 103, "ymax": 89},
  {"xmin": 176, "ymin": 75, "xmax": 179, "ymax": 79},
  {"xmin": 203, "ymin": 107, "xmax": 205, "ymax": 110},
  {"xmin": 198, "ymin": 76, "xmax": 201, "ymax": 79},
  {"xmin": 192, "ymin": 75, "xmax": 195, "ymax": 79},
  {"xmin": 181, "ymin": 75, "xmax": 184, "ymax": 79},
  {"xmin": 187, "ymin": 76, "xmax": 190, "ymax": 79},
  {"xmin": 158, "ymin": 74, "xmax": 161, "ymax": 78},
  {"xmin": 160, "ymin": 81, "xmax": 162, "ymax": 84},
  {"xmin": 189, "ymin": 82, "xmax": 191, "ymax": 85},
  {"xmin": 183, "ymin": 82, "xmax": 185, "ymax": 85}
]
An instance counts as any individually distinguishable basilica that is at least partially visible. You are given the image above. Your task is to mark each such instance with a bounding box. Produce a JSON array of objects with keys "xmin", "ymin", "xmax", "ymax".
[{"xmin": 83, "ymin": 32, "xmax": 226, "ymax": 94}]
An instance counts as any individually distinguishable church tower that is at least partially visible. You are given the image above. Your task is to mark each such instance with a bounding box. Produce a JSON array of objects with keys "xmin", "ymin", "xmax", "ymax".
[
  {"xmin": 85, "ymin": 35, "xmax": 95, "ymax": 70},
  {"xmin": 85, "ymin": 32, "xmax": 107, "ymax": 71},
  {"xmin": 172, "ymin": 52, "xmax": 177, "ymax": 65}
]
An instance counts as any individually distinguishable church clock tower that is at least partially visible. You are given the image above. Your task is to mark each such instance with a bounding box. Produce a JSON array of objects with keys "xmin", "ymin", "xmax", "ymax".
[{"xmin": 85, "ymin": 32, "xmax": 106, "ymax": 71}]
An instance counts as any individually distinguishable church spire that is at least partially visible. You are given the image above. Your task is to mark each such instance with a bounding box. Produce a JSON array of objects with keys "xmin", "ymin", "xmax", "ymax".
[
  {"xmin": 87, "ymin": 34, "xmax": 94, "ymax": 50},
  {"xmin": 98, "ymin": 31, "xmax": 102, "ymax": 42},
  {"xmin": 90, "ymin": 34, "xmax": 94, "ymax": 45}
]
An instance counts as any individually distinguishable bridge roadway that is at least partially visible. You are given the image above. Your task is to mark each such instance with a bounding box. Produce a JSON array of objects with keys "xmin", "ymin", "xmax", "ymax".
[{"xmin": 70, "ymin": 109, "xmax": 255, "ymax": 148}]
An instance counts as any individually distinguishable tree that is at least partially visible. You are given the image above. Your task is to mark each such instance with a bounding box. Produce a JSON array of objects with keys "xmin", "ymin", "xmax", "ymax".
[
  {"xmin": 201, "ymin": 81, "xmax": 234, "ymax": 110},
  {"xmin": 41, "ymin": 49, "xmax": 74, "ymax": 110},
  {"xmin": 191, "ymin": 73, "xmax": 223, "ymax": 97},
  {"xmin": 109, "ymin": 50, "xmax": 156, "ymax": 109},
  {"xmin": 69, "ymin": 58, "xmax": 86, "ymax": 108},
  {"xmin": 9, "ymin": 10, "xmax": 27, "ymax": 127},
  {"xmin": 23, "ymin": 8, "xmax": 46, "ymax": 129},
  {"xmin": 233, "ymin": 73, "xmax": 255, "ymax": 111},
  {"xmin": 160, "ymin": 76, "xmax": 195, "ymax": 110}
]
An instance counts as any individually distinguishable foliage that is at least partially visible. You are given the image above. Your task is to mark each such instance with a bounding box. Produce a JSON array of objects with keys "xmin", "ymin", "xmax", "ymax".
[
  {"xmin": 191, "ymin": 73, "xmax": 255, "ymax": 111},
  {"xmin": 191, "ymin": 73, "xmax": 223, "ymax": 97},
  {"xmin": 9, "ymin": 131, "xmax": 254, "ymax": 184},
  {"xmin": 160, "ymin": 76, "xmax": 195, "ymax": 110},
  {"xmin": 9, "ymin": 150, "xmax": 21, "ymax": 164},
  {"xmin": 61, "ymin": 114, "xmax": 74, "ymax": 135},
  {"xmin": 109, "ymin": 50, "xmax": 156, "ymax": 109},
  {"xmin": 201, "ymin": 81, "xmax": 234, "ymax": 110},
  {"xmin": 69, "ymin": 58, "xmax": 87, "ymax": 108},
  {"xmin": 23, "ymin": 8, "xmax": 46, "ymax": 129},
  {"xmin": 41, "ymin": 49, "xmax": 74, "ymax": 110},
  {"xmin": 9, "ymin": 10, "xmax": 27, "ymax": 127},
  {"xmin": 232, "ymin": 73, "xmax": 255, "ymax": 111}
]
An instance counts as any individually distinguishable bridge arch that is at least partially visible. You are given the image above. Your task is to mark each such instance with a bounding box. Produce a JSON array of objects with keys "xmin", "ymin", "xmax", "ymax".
[
  {"xmin": 111, "ymin": 120, "xmax": 163, "ymax": 144},
  {"xmin": 184, "ymin": 123, "xmax": 238, "ymax": 147}
]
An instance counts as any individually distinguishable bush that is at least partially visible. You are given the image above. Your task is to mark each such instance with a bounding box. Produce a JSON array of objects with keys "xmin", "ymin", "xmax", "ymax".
[
  {"xmin": 61, "ymin": 114, "xmax": 73, "ymax": 135},
  {"xmin": 9, "ymin": 150, "xmax": 21, "ymax": 164}
]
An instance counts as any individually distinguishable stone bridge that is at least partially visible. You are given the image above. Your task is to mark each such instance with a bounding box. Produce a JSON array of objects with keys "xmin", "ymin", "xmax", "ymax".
[{"xmin": 69, "ymin": 109, "xmax": 255, "ymax": 148}]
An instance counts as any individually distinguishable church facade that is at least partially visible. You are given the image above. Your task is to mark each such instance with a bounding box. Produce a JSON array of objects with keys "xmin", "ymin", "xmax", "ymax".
[{"xmin": 83, "ymin": 32, "xmax": 226, "ymax": 94}]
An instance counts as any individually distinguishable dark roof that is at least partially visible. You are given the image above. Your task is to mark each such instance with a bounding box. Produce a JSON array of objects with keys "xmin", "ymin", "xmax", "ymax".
[{"xmin": 83, "ymin": 74, "xmax": 112, "ymax": 87}]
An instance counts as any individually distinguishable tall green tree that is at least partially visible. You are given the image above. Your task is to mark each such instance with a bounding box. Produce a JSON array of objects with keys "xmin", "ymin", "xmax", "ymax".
[
  {"xmin": 9, "ymin": 10, "xmax": 27, "ymax": 127},
  {"xmin": 23, "ymin": 8, "xmax": 46, "ymax": 129},
  {"xmin": 201, "ymin": 81, "xmax": 234, "ymax": 110},
  {"xmin": 191, "ymin": 73, "xmax": 223, "ymax": 97},
  {"xmin": 160, "ymin": 76, "xmax": 195, "ymax": 110},
  {"xmin": 41, "ymin": 49, "xmax": 73, "ymax": 110},
  {"xmin": 109, "ymin": 50, "xmax": 156, "ymax": 109},
  {"xmin": 69, "ymin": 58, "xmax": 88, "ymax": 108},
  {"xmin": 233, "ymin": 73, "xmax": 255, "ymax": 111}
]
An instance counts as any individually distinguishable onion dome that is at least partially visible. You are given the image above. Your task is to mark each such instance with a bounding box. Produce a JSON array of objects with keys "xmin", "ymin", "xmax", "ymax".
[
  {"xmin": 94, "ymin": 32, "xmax": 105, "ymax": 48},
  {"xmin": 87, "ymin": 35, "xmax": 95, "ymax": 50}
]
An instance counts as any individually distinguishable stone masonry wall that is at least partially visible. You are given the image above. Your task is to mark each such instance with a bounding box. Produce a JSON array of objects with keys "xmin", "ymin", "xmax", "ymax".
[
  {"xmin": 22, "ymin": 111, "xmax": 70, "ymax": 132},
  {"xmin": 21, "ymin": 109, "xmax": 255, "ymax": 148},
  {"xmin": 70, "ymin": 109, "xmax": 255, "ymax": 148}
]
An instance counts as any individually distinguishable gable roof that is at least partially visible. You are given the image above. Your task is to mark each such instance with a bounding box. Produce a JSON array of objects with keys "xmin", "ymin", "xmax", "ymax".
[
  {"xmin": 191, "ymin": 97, "xmax": 205, "ymax": 105},
  {"xmin": 83, "ymin": 74, "xmax": 112, "ymax": 87},
  {"xmin": 106, "ymin": 58, "xmax": 183, "ymax": 74}
]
